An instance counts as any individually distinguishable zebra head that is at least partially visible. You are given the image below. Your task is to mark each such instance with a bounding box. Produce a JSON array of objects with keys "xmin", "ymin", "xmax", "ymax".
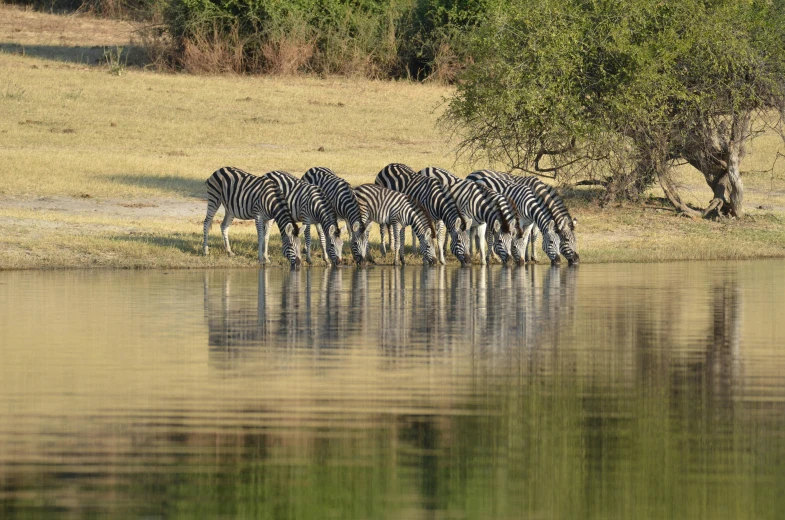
[
  {"xmin": 449, "ymin": 215, "xmax": 472, "ymax": 267},
  {"xmin": 558, "ymin": 219, "xmax": 580, "ymax": 265},
  {"xmin": 418, "ymin": 228, "xmax": 438, "ymax": 266},
  {"xmin": 542, "ymin": 221, "xmax": 562, "ymax": 266},
  {"xmin": 511, "ymin": 224, "xmax": 528, "ymax": 266},
  {"xmin": 491, "ymin": 219, "xmax": 514, "ymax": 266},
  {"xmin": 349, "ymin": 221, "xmax": 370, "ymax": 267},
  {"xmin": 326, "ymin": 224, "xmax": 344, "ymax": 266},
  {"xmin": 281, "ymin": 223, "xmax": 302, "ymax": 269}
]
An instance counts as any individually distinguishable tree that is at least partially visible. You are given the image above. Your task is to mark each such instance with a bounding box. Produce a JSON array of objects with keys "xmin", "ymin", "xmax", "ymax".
[{"xmin": 442, "ymin": 0, "xmax": 785, "ymax": 218}]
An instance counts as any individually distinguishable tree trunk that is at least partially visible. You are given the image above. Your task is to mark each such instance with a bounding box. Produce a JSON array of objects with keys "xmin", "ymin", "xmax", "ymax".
[{"xmin": 679, "ymin": 111, "xmax": 751, "ymax": 219}]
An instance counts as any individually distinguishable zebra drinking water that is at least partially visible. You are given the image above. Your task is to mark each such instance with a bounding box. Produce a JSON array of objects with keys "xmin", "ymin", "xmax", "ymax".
[
  {"xmin": 353, "ymin": 183, "xmax": 438, "ymax": 266},
  {"xmin": 374, "ymin": 163, "xmax": 421, "ymax": 254},
  {"xmin": 261, "ymin": 170, "xmax": 344, "ymax": 266},
  {"xmin": 402, "ymin": 176, "xmax": 473, "ymax": 267},
  {"xmin": 419, "ymin": 166, "xmax": 520, "ymax": 266},
  {"xmin": 301, "ymin": 166, "xmax": 370, "ymax": 265},
  {"xmin": 466, "ymin": 170, "xmax": 564, "ymax": 265},
  {"xmin": 203, "ymin": 166, "xmax": 302, "ymax": 268}
]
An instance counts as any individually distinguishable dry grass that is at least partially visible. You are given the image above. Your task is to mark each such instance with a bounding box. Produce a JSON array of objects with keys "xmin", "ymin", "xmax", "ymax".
[
  {"xmin": 0, "ymin": 7, "xmax": 784, "ymax": 270},
  {"xmin": 0, "ymin": 5, "xmax": 137, "ymax": 48}
]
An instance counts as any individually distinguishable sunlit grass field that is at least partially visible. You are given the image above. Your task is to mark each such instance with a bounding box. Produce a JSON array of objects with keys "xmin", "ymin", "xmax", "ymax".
[{"xmin": 1, "ymin": 7, "xmax": 784, "ymax": 269}]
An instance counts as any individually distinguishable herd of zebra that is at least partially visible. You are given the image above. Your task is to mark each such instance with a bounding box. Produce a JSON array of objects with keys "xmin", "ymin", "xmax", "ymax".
[{"xmin": 203, "ymin": 163, "xmax": 579, "ymax": 269}]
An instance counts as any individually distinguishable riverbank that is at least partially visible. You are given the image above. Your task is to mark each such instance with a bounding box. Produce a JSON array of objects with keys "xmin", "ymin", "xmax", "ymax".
[
  {"xmin": 1, "ymin": 8, "xmax": 784, "ymax": 270},
  {"xmin": 2, "ymin": 190, "xmax": 784, "ymax": 269}
]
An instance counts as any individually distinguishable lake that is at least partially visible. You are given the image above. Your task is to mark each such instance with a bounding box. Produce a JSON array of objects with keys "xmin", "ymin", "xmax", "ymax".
[{"xmin": 1, "ymin": 261, "xmax": 784, "ymax": 519}]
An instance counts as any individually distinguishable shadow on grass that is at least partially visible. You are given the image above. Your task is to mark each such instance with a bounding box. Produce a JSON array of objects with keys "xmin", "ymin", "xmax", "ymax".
[
  {"xmin": 111, "ymin": 232, "xmax": 203, "ymax": 255},
  {"xmin": 111, "ymin": 231, "xmax": 287, "ymax": 260},
  {"xmin": 0, "ymin": 43, "xmax": 148, "ymax": 67},
  {"xmin": 108, "ymin": 174, "xmax": 207, "ymax": 198}
]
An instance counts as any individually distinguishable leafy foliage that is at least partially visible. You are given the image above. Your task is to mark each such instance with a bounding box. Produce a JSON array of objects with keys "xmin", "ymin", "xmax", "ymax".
[{"xmin": 444, "ymin": 0, "xmax": 785, "ymax": 213}]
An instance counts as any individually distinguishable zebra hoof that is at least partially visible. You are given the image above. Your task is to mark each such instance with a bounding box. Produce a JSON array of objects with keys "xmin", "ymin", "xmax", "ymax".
[{"xmin": 227, "ymin": 252, "xmax": 235, "ymax": 258}]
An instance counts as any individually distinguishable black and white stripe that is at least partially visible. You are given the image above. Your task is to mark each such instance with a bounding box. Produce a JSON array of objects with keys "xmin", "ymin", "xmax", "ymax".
[
  {"xmin": 466, "ymin": 170, "xmax": 562, "ymax": 265},
  {"xmin": 419, "ymin": 167, "xmax": 519, "ymax": 265},
  {"xmin": 203, "ymin": 166, "xmax": 302, "ymax": 267},
  {"xmin": 354, "ymin": 183, "xmax": 438, "ymax": 266},
  {"xmin": 466, "ymin": 170, "xmax": 578, "ymax": 265},
  {"xmin": 301, "ymin": 166, "xmax": 370, "ymax": 265},
  {"xmin": 261, "ymin": 170, "xmax": 344, "ymax": 266}
]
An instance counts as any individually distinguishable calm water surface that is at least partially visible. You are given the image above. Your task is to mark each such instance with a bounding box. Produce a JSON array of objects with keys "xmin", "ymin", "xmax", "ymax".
[{"xmin": 1, "ymin": 261, "xmax": 785, "ymax": 519}]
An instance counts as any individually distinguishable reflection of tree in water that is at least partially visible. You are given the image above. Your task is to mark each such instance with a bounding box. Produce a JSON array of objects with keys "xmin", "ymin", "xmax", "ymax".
[
  {"xmin": 398, "ymin": 415, "xmax": 441, "ymax": 514},
  {"xmin": 671, "ymin": 271, "xmax": 743, "ymax": 424}
]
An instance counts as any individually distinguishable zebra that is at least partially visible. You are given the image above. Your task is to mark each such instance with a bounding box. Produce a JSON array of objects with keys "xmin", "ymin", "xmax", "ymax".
[
  {"xmin": 261, "ymin": 170, "xmax": 344, "ymax": 266},
  {"xmin": 374, "ymin": 163, "xmax": 421, "ymax": 254},
  {"xmin": 203, "ymin": 166, "xmax": 302, "ymax": 268},
  {"xmin": 353, "ymin": 183, "xmax": 438, "ymax": 266},
  {"xmin": 301, "ymin": 166, "xmax": 370, "ymax": 265},
  {"xmin": 402, "ymin": 176, "xmax": 473, "ymax": 266},
  {"xmin": 466, "ymin": 170, "xmax": 563, "ymax": 265},
  {"xmin": 418, "ymin": 166, "xmax": 519, "ymax": 266},
  {"xmin": 466, "ymin": 170, "xmax": 579, "ymax": 265}
]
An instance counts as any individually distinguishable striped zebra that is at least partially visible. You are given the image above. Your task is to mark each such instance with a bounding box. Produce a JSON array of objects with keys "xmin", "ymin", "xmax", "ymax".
[
  {"xmin": 353, "ymin": 183, "xmax": 438, "ymax": 266},
  {"xmin": 419, "ymin": 166, "xmax": 519, "ymax": 266},
  {"xmin": 466, "ymin": 170, "xmax": 563, "ymax": 265},
  {"xmin": 203, "ymin": 166, "xmax": 302, "ymax": 267},
  {"xmin": 466, "ymin": 170, "xmax": 579, "ymax": 265},
  {"xmin": 402, "ymin": 176, "xmax": 472, "ymax": 266},
  {"xmin": 261, "ymin": 170, "xmax": 344, "ymax": 266},
  {"xmin": 301, "ymin": 166, "xmax": 370, "ymax": 265},
  {"xmin": 374, "ymin": 163, "xmax": 421, "ymax": 254}
]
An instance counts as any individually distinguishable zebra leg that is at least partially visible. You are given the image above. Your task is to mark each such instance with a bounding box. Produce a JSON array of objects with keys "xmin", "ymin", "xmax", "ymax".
[
  {"xmin": 529, "ymin": 226, "xmax": 539, "ymax": 263},
  {"xmin": 304, "ymin": 224, "xmax": 313, "ymax": 264},
  {"xmin": 396, "ymin": 223, "xmax": 406, "ymax": 265},
  {"xmin": 521, "ymin": 224, "xmax": 534, "ymax": 263},
  {"xmin": 220, "ymin": 212, "xmax": 235, "ymax": 256},
  {"xmin": 411, "ymin": 227, "xmax": 416, "ymax": 256},
  {"xmin": 380, "ymin": 224, "xmax": 388, "ymax": 256},
  {"xmin": 476, "ymin": 223, "xmax": 488, "ymax": 266},
  {"xmin": 255, "ymin": 216, "xmax": 270, "ymax": 264},
  {"xmin": 203, "ymin": 198, "xmax": 220, "ymax": 256},
  {"xmin": 436, "ymin": 221, "xmax": 446, "ymax": 265},
  {"xmin": 393, "ymin": 222, "xmax": 403, "ymax": 266},
  {"xmin": 365, "ymin": 228, "xmax": 376, "ymax": 264},
  {"xmin": 485, "ymin": 226, "xmax": 495, "ymax": 264},
  {"xmin": 316, "ymin": 223, "xmax": 329, "ymax": 262}
]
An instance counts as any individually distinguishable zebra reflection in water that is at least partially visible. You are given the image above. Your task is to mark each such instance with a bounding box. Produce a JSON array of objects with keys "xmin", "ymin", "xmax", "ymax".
[{"xmin": 204, "ymin": 266, "xmax": 579, "ymax": 366}]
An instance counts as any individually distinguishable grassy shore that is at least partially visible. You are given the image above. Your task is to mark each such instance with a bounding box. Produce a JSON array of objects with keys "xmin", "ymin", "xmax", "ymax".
[{"xmin": 1, "ymin": 6, "xmax": 784, "ymax": 269}]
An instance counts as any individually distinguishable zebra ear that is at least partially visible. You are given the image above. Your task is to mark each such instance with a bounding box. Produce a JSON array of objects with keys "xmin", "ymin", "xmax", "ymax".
[
  {"xmin": 328, "ymin": 224, "xmax": 338, "ymax": 237},
  {"xmin": 284, "ymin": 223, "xmax": 294, "ymax": 237},
  {"xmin": 571, "ymin": 217, "xmax": 578, "ymax": 228},
  {"xmin": 352, "ymin": 221, "xmax": 360, "ymax": 233},
  {"xmin": 463, "ymin": 217, "xmax": 473, "ymax": 230},
  {"xmin": 493, "ymin": 220, "xmax": 501, "ymax": 233}
]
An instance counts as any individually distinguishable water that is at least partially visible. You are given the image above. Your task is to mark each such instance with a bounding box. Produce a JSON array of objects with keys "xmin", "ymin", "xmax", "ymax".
[{"xmin": 1, "ymin": 261, "xmax": 785, "ymax": 519}]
